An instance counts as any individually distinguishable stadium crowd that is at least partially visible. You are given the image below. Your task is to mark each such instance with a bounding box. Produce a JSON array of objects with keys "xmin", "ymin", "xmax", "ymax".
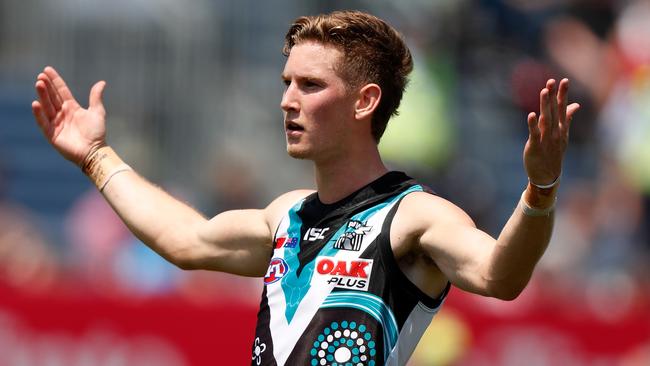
[{"xmin": 0, "ymin": 0, "xmax": 648, "ymax": 364}]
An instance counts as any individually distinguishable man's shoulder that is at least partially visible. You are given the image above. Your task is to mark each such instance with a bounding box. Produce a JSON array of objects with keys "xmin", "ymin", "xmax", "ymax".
[
  {"xmin": 388, "ymin": 191, "xmax": 478, "ymax": 280},
  {"xmin": 395, "ymin": 191, "xmax": 476, "ymax": 233},
  {"xmin": 274, "ymin": 189, "xmax": 316, "ymax": 204},
  {"xmin": 264, "ymin": 189, "xmax": 315, "ymax": 228},
  {"xmin": 267, "ymin": 189, "xmax": 315, "ymax": 212}
]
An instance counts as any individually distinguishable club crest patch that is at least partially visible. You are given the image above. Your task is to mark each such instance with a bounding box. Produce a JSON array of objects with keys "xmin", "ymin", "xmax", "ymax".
[{"xmin": 333, "ymin": 220, "xmax": 372, "ymax": 251}]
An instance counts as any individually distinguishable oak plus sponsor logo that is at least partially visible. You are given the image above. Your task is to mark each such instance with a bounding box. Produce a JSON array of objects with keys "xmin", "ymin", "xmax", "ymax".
[
  {"xmin": 315, "ymin": 257, "xmax": 373, "ymax": 291},
  {"xmin": 264, "ymin": 258, "xmax": 289, "ymax": 285},
  {"xmin": 333, "ymin": 220, "xmax": 372, "ymax": 251},
  {"xmin": 303, "ymin": 227, "xmax": 330, "ymax": 241}
]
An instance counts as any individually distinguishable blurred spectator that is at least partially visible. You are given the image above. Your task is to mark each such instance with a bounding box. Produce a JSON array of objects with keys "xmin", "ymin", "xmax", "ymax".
[
  {"xmin": 64, "ymin": 187, "xmax": 189, "ymax": 299},
  {"xmin": 550, "ymin": 0, "xmax": 650, "ymax": 282},
  {"xmin": 202, "ymin": 147, "xmax": 265, "ymax": 214},
  {"xmin": 177, "ymin": 147, "xmax": 265, "ymax": 306},
  {"xmin": 64, "ymin": 188, "xmax": 134, "ymax": 297},
  {"xmin": 0, "ymin": 0, "xmax": 649, "ymax": 363},
  {"xmin": 0, "ymin": 158, "xmax": 59, "ymax": 292}
]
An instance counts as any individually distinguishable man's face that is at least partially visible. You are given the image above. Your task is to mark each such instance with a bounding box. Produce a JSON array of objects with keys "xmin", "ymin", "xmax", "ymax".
[{"xmin": 280, "ymin": 41, "xmax": 357, "ymax": 162}]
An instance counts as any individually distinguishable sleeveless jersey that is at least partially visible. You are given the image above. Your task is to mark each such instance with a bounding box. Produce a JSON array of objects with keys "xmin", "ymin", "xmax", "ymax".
[{"xmin": 251, "ymin": 172, "xmax": 450, "ymax": 366}]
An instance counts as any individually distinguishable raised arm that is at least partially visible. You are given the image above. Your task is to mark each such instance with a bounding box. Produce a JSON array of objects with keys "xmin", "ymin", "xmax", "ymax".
[
  {"xmin": 408, "ymin": 78, "xmax": 579, "ymax": 300},
  {"xmin": 31, "ymin": 66, "xmax": 309, "ymax": 276}
]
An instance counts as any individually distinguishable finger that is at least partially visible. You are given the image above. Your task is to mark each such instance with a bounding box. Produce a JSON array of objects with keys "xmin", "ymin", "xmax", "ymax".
[
  {"xmin": 527, "ymin": 112, "xmax": 541, "ymax": 144},
  {"xmin": 35, "ymin": 79, "xmax": 56, "ymax": 120},
  {"xmin": 38, "ymin": 73, "xmax": 63, "ymax": 110},
  {"xmin": 546, "ymin": 79, "xmax": 558, "ymax": 132},
  {"xmin": 557, "ymin": 78, "xmax": 569, "ymax": 127},
  {"xmin": 89, "ymin": 80, "xmax": 106, "ymax": 115},
  {"xmin": 563, "ymin": 103, "xmax": 580, "ymax": 133},
  {"xmin": 43, "ymin": 66, "xmax": 77, "ymax": 104},
  {"xmin": 539, "ymin": 88, "xmax": 552, "ymax": 136},
  {"xmin": 31, "ymin": 101, "xmax": 51, "ymax": 135}
]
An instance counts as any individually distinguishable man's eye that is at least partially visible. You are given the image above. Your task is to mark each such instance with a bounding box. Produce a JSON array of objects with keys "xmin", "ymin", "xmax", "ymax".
[
  {"xmin": 305, "ymin": 81, "xmax": 320, "ymax": 88},
  {"xmin": 283, "ymin": 80, "xmax": 291, "ymax": 87}
]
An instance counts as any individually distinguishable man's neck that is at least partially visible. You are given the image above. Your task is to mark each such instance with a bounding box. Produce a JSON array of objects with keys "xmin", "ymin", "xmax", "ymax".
[{"xmin": 313, "ymin": 148, "xmax": 388, "ymax": 204}]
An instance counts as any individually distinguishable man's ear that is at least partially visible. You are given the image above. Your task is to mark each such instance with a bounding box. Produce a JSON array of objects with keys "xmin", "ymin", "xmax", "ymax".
[{"xmin": 355, "ymin": 83, "xmax": 381, "ymax": 120}]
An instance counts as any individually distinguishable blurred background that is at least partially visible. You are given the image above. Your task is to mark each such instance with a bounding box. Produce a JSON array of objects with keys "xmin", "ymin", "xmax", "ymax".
[{"xmin": 0, "ymin": 0, "xmax": 649, "ymax": 365}]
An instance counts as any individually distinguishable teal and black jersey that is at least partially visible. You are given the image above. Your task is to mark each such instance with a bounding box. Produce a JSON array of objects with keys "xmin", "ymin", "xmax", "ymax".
[{"xmin": 251, "ymin": 172, "xmax": 450, "ymax": 366}]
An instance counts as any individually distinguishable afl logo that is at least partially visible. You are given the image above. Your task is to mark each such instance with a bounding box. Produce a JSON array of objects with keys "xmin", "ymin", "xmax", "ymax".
[{"xmin": 264, "ymin": 258, "xmax": 289, "ymax": 285}]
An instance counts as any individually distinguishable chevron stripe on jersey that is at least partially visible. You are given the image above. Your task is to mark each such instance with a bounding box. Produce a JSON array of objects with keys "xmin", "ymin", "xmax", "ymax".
[{"xmin": 252, "ymin": 172, "xmax": 450, "ymax": 366}]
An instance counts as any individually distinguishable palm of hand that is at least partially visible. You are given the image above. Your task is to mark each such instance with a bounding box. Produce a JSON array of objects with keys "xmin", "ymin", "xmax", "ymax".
[
  {"xmin": 32, "ymin": 67, "xmax": 107, "ymax": 166},
  {"xmin": 49, "ymin": 102, "xmax": 106, "ymax": 165},
  {"xmin": 523, "ymin": 78, "xmax": 580, "ymax": 186}
]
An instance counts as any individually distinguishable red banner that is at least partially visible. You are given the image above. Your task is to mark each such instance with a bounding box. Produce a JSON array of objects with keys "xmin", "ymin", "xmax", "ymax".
[
  {"xmin": 0, "ymin": 282, "xmax": 258, "ymax": 365},
  {"xmin": 1, "ymin": 282, "xmax": 649, "ymax": 365}
]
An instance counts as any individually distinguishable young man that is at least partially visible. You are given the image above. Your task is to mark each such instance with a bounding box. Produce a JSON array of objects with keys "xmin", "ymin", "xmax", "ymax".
[{"xmin": 32, "ymin": 10, "xmax": 578, "ymax": 366}]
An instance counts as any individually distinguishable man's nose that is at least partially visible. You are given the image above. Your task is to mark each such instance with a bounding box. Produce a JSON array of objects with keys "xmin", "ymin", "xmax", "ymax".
[{"xmin": 280, "ymin": 83, "xmax": 299, "ymax": 113}]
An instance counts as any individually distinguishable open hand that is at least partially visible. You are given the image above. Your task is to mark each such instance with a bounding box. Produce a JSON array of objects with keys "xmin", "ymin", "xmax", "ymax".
[
  {"xmin": 31, "ymin": 66, "xmax": 107, "ymax": 166},
  {"xmin": 524, "ymin": 78, "xmax": 580, "ymax": 186}
]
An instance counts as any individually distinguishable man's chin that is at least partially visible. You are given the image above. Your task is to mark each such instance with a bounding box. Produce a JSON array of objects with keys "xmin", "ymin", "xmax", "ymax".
[
  {"xmin": 286, "ymin": 147, "xmax": 309, "ymax": 160},
  {"xmin": 286, "ymin": 144, "xmax": 313, "ymax": 160}
]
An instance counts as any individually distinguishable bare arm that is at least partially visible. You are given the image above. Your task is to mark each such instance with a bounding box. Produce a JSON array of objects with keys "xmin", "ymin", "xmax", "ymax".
[
  {"xmin": 412, "ymin": 78, "xmax": 579, "ymax": 300},
  {"xmin": 101, "ymin": 170, "xmax": 310, "ymax": 276},
  {"xmin": 31, "ymin": 66, "xmax": 311, "ymax": 276}
]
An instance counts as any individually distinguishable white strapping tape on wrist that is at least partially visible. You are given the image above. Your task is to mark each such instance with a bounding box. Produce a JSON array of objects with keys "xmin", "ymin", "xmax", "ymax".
[{"xmin": 519, "ymin": 191, "xmax": 556, "ymax": 217}]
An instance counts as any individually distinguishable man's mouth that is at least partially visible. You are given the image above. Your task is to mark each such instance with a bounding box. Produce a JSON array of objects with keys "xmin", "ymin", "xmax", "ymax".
[{"xmin": 286, "ymin": 121, "xmax": 304, "ymax": 132}]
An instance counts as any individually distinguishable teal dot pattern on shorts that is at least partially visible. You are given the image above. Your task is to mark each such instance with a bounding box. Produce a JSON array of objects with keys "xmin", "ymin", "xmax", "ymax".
[{"xmin": 309, "ymin": 320, "xmax": 376, "ymax": 366}]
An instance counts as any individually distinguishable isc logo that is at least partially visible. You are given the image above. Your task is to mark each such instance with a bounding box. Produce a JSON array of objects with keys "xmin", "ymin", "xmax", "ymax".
[
  {"xmin": 304, "ymin": 227, "xmax": 330, "ymax": 241},
  {"xmin": 315, "ymin": 257, "xmax": 373, "ymax": 291}
]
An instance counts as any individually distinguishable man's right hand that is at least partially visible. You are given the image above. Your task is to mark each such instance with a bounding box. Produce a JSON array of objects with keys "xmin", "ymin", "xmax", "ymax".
[
  {"xmin": 29, "ymin": 67, "xmax": 310, "ymax": 277},
  {"xmin": 31, "ymin": 66, "xmax": 107, "ymax": 167}
]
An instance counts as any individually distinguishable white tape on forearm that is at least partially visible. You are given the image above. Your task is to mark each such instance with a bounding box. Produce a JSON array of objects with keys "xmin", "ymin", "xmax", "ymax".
[{"xmin": 519, "ymin": 191, "xmax": 556, "ymax": 217}]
